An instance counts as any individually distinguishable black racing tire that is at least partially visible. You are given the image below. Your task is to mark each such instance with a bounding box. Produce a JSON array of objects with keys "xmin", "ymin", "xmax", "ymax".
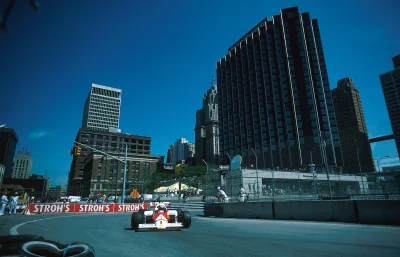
[
  {"xmin": 132, "ymin": 211, "xmax": 144, "ymax": 231},
  {"xmin": 181, "ymin": 211, "xmax": 191, "ymax": 229},
  {"xmin": 130, "ymin": 213, "xmax": 137, "ymax": 230},
  {"xmin": 169, "ymin": 209, "xmax": 182, "ymax": 223}
]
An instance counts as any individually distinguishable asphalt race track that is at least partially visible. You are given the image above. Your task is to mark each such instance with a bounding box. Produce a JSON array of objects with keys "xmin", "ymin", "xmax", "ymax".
[{"xmin": 2, "ymin": 211, "xmax": 400, "ymax": 257}]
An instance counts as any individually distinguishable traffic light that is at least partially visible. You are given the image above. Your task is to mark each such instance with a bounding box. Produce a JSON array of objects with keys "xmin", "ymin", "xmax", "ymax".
[{"xmin": 76, "ymin": 147, "xmax": 81, "ymax": 156}]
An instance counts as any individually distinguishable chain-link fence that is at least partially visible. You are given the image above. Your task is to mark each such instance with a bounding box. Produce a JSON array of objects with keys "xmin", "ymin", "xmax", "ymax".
[{"xmin": 205, "ymin": 168, "xmax": 400, "ymax": 202}]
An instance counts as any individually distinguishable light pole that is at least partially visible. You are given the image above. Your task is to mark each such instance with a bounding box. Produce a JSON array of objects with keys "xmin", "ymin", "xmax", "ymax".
[
  {"xmin": 202, "ymin": 159, "xmax": 209, "ymax": 201},
  {"xmin": 226, "ymin": 153, "xmax": 232, "ymax": 165},
  {"xmin": 42, "ymin": 170, "xmax": 47, "ymax": 200},
  {"xmin": 376, "ymin": 156, "xmax": 391, "ymax": 172},
  {"xmin": 376, "ymin": 156, "xmax": 391, "ymax": 193},
  {"xmin": 250, "ymin": 148, "xmax": 259, "ymax": 202},
  {"xmin": 122, "ymin": 143, "xmax": 128, "ymax": 204},
  {"xmin": 73, "ymin": 141, "xmax": 128, "ymax": 203},
  {"xmin": 310, "ymin": 150, "xmax": 317, "ymax": 197},
  {"xmin": 321, "ymin": 138, "xmax": 332, "ymax": 200},
  {"xmin": 355, "ymin": 145, "xmax": 366, "ymax": 194}
]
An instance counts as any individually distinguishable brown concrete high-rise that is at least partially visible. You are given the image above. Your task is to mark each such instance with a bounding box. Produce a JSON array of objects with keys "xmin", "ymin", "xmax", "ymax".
[
  {"xmin": 332, "ymin": 78, "xmax": 375, "ymax": 174},
  {"xmin": 379, "ymin": 54, "xmax": 400, "ymax": 158}
]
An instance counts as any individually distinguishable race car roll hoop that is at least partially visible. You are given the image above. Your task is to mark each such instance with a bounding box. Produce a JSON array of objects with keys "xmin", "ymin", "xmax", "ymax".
[{"xmin": 131, "ymin": 202, "xmax": 191, "ymax": 232}]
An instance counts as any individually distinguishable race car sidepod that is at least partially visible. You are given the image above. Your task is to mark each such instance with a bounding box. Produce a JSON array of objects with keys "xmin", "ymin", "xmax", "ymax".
[{"xmin": 131, "ymin": 209, "xmax": 191, "ymax": 231}]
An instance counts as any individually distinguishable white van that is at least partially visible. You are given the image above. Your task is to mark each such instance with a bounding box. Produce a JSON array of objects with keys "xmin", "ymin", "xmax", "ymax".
[
  {"xmin": 55, "ymin": 196, "xmax": 81, "ymax": 203},
  {"xmin": 68, "ymin": 196, "xmax": 81, "ymax": 203}
]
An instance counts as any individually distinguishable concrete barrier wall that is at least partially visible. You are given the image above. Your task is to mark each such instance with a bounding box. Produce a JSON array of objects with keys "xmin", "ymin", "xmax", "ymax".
[
  {"xmin": 223, "ymin": 202, "xmax": 273, "ymax": 219},
  {"xmin": 221, "ymin": 200, "xmax": 400, "ymax": 225},
  {"xmin": 274, "ymin": 201, "xmax": 356, "ymax": 223},
  {"xmin": 356, "ymin": 200, "xmax": 400, "ymax": 225}
]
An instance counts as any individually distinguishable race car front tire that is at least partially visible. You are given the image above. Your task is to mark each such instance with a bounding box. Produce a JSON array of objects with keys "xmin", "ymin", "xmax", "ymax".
[
  {"xmin": 181, "ymin": 211, "xmax": 191, "ymax": 228},
  {"xmin": 131, "ymin": 211, "xmax": 144, "ymax": 231}
]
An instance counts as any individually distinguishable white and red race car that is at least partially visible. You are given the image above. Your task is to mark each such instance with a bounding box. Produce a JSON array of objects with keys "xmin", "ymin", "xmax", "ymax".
[{"xmin": 131, "ymin": 203, "xmax": 191, "ymax": 231}]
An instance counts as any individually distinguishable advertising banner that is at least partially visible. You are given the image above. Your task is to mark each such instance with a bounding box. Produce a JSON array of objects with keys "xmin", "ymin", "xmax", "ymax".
[{"xmin": 27, "ymin": 203, "xmax": 149, "ymax": 214}]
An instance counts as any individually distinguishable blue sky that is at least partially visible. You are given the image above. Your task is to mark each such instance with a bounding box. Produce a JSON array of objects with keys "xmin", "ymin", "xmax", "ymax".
[{"xmin": 0, "ymin": 0, "xmax": 399, "ymax": 186}]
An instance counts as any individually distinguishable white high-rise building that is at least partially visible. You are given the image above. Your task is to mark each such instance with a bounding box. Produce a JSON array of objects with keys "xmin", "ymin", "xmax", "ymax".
[
  {"xmin": 82, "ymin": 83, "xmax": 122, "ymax": 132},
  {"xmin": 12, "ymin": 149, "xmax": 33, "ymax": 179},
  {"xmin": 171, "ymin": 138, "xmax": 195, "ymax": 164}
]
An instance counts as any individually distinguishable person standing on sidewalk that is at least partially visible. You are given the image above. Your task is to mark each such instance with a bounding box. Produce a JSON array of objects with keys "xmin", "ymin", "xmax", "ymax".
[
  {"xmin": 0, "ymin": 192, "xmax": 9, "ymax": 216},
  {"xmin": 9, "ymin": 192, "xmax": 19, "ymax": 215},
  {"xmin": 238, "ymin": 185, "xmax": 246, "ymax": 203}
]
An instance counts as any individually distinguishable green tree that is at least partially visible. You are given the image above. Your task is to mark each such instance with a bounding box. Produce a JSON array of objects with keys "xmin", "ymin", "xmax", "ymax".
[{"xmin": 147, "ymin": 169, "xmax": 176, "ymax": 193}]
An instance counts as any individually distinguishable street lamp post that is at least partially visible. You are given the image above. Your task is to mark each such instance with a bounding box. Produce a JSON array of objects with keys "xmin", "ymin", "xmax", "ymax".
[
  {"xmin": 376, "ymin": 156, "xmax": 390, "ymax": 172},
  {"xmin": 122, "ymin": 143, "xmax": 128, "ymax": 204},
  {"xmin": 321, "ymin": 139, "xmax": 332, "ymax": 200},
  {"xmin": 202, "ymin": 159, "xmax": 209, "ymax": 202},
  {"xmin": 73, "ymin": 141, "xmax": 128, "ymax": 203},
  {"xmin": 310, "ymin": 150, "xmax": 317, "ymax": 197},
  {"xmin": 250, "ymin": 148, "xmax": 259, "ymax": 202},
  {"xmin": 355, "ymin": 146, "xmax": 366, "ymax": 194},
  {"xmin": 115, "ymin": 146, "xmax": 121, "ymax": 201},
  {"xmin": 376, "ymin": 156, "xmax": 391, "ymax": 193}
]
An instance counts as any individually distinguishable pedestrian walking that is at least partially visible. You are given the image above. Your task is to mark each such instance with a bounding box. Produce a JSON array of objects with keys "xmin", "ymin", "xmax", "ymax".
[
  {"xmin": 9, "ymin": 192, "xmax": 19, "ymax": 215},
  {"xmin": 0, "ymin": 192, "xmax": 9, "ymax": 216}
]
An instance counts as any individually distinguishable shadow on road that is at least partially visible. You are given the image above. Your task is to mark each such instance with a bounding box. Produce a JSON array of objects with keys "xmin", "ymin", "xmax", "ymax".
[{"xmin": 123, "ymin": 228, "xmax": 182, "ymax": 232}]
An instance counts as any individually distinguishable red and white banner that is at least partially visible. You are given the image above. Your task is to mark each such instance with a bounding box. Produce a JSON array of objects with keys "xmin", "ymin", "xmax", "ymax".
[{"xmin": 28, "ymin": 203, "xmax": 149, "ymax": 214}]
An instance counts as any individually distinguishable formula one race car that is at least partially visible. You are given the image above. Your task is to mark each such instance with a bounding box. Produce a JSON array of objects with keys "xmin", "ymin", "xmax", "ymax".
[{"xmin": 131, "ymin": 203, "xmax": 191, "ymax": 232}]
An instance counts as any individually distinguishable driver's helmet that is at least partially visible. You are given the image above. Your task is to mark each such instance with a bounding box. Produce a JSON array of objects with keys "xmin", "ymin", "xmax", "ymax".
[{"xmin": 155, "ymin": 203, "xmax": 167, "ymax": 212}]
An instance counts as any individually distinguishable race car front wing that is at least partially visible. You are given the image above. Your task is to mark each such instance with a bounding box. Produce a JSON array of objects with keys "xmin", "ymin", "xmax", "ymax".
[{"xmin": 138, "ymin": 222, "xmax": 184, "ymax": 229}]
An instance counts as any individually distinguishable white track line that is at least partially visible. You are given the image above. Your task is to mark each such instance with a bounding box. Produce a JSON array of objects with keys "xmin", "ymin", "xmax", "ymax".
[{"xmin": 9, "ymin": 213, "xmax": 112, "ymax": 235}]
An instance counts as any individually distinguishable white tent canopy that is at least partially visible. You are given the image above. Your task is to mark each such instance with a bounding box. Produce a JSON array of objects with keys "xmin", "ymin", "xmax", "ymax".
[{"xmin": 154, "ymin": 182, "xmax": 197, "ymax": 193}]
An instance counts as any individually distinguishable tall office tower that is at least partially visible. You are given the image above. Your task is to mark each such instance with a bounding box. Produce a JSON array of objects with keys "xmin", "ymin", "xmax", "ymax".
[
  {"xmin": 195, "ymin": 77, "xmax": 220, "ymax": 165},
  {"xmin": 332, "ymin": 78, "xmax": 375, "ymax": 174},
  {"xmin": 82, "ymin": 83, "xmax": 122, "ymax": 132},
  {"xmin": 216, "ymin": 7, "xmax": 343, "ymax": 171},
  {"xmin": 166, "ymin": 144, "xmax": 173, "ymax": 163},
  {"xmin": 379, "ymin": 54, "xmax": 400, "ymax": 158},
  {"xmin": 12, "ymin": 148, "xmax": 33, "ymax": 179},
  {"xmin": 0, "ymin": 127, "xmax": 18, "ymax": 177},
  {"xmin": 171, "ymin": 138, "xmax": 195, "ymax": 165}
]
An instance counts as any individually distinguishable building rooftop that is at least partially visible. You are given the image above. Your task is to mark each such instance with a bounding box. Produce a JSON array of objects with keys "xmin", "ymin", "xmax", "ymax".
[
  {"xmin": 91, "ymin": 83, "xmax": 122, "ymax": 93},
  {"xmin": 77, "ymin": 128, "xmax": 151, "ymax": 139},
  {"xmin": 0, "ymin": 127, "xmax": 19, "ymax": 142}
]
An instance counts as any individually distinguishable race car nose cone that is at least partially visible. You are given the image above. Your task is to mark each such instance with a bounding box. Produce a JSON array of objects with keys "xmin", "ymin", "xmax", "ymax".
[{"xmin": 155, "ymin": 219, "xmax": 167, "ymax": 229}]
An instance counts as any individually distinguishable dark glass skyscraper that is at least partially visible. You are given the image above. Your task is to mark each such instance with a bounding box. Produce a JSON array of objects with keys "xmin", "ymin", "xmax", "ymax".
[
  {"xmin": 379, "ymin": 54, "xmax": 400, "ymax": 158},
  {"xmin": 216, "ymin": 7, "xmax": 343, "ymax": 171}
]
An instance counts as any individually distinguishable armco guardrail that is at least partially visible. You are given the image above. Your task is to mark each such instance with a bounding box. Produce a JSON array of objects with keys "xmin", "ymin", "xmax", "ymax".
[
  {"xmin": 221, "ymin": 200, "xmax": 400, "ymax": 225},
  {"xmin": 169, "ymin": 202, "xmax": 204, "ymax": 210}
]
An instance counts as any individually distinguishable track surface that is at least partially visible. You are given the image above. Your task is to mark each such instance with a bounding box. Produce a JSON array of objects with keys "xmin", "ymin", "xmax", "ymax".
[{"xmin": 2, "ymin": 212, "xmax": 400, "ymax": 257}]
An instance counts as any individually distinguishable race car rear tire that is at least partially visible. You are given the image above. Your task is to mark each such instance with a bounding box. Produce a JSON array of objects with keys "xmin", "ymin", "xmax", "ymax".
[
  {"xmin": 131, "ymin": 211, "xmax": 144, "ymax": 231},
  {"xmin": 170, "ymin": 209, "xmax": 182, "ymax": 223},
  {"xmin": 181, "ymin": 211, "xmax": 191, "ymax": 229}
]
